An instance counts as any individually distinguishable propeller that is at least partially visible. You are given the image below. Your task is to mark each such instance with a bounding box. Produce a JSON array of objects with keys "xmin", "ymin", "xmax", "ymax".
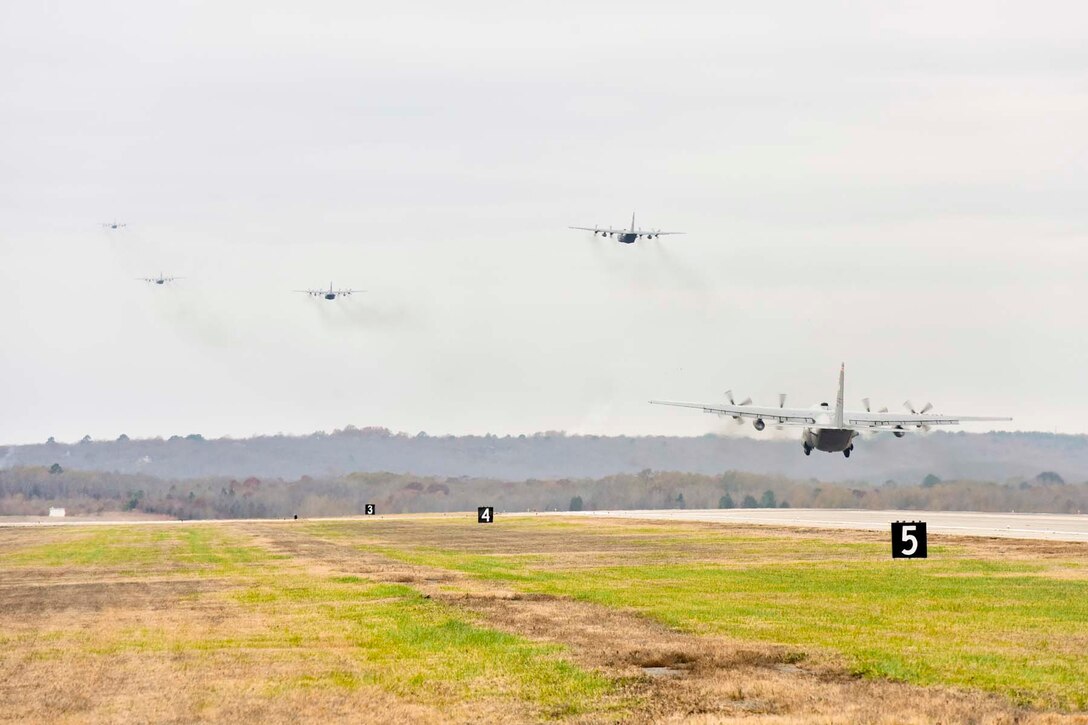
[
  {"xmin": 774, "ymin": 393, "xmax": 787, "ymax": 430},
  {"xmin": 862, "ymin": 397, "xmax": 889, "ymax": 412},
  {"xmin": 723, "ymin": 390, "xmax": 750, "ymax": 425},
  {"xmin": 724, "ymin": 390, "xmax": 751, "ymax": 406},
  {"xmin": 903, "ymin": 400, "xmax": 933, "ymax": 431}
]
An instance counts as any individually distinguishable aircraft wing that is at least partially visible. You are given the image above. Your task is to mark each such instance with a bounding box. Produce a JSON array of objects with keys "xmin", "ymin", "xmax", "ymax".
[
  {"xmin": 846, "ymin": 411, "xmax": 1011, "ymax": 430},
  {"xmin": 636, "ymin": 231, "xmax": 684, "ymax": 237},
  {"xmin": 570, "ymin": 226, "xmax": 628, "ymax": 235},
  {"xmin": 649, "ymin": 400, "xmax": 819, "ymax": 426}
]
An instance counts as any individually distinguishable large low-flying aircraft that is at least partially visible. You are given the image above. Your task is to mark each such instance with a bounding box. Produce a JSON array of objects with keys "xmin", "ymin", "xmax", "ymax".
[
  {"xmin": 296, "ymin": 283, "xmax": 364, "ymax": 301},
  {"xmin": 139, "ymin": 273, "xmax": 181, "ymax": 285},
  {"xmin": 651, "ymin": 365, "xmax": 1011, "ymax": 458},
  {"xmin": 570, "ymin": 213, "xmax": 683, "ymax": 244},
  {"xmin": 101, "ymin": 221, "xmax": 127, "ymax": 230}
]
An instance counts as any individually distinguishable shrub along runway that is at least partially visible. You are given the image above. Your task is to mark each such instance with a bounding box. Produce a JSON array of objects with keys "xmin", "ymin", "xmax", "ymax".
[{"xmin": 1, "ymin": 516, "xmax": 1086, "ymax": 722}]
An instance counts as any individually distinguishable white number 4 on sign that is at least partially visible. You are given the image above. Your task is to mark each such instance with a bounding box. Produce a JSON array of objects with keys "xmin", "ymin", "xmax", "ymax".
[
  {"xmin": 477, "ymin": 506, "xmax": 494, "ymax": 524},
  {"xmin": 891, "ymin": 521, "xmax": 928, "ymax": 558}
]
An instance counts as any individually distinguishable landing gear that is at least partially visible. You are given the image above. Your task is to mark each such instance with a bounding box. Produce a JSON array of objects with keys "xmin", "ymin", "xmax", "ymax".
[
  {"xmin": 803, "ymin": 443, "xmax": 812, "ymax": 456},
  {"xmin": 843, "ymin": 445, "xmax": 854, "ymax": 459}
]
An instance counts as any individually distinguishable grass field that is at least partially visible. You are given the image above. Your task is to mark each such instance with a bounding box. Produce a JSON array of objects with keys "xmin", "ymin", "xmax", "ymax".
[{"xmin": 2, "ymin": 516, "xmax": 1087, "ymax": 723}]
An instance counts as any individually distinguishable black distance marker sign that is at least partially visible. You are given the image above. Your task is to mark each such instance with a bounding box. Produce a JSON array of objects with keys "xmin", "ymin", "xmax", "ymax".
[
  {"xmin": 365, "ymin": 504, "xmax": 375, "ymax": 516},
  {"xmin": 477, "ymin": 506, "xmax": 494, "ymax": 524},
  {"xmin": 891, "ymin": 521, "xmax": 927, "ymax": 558}
]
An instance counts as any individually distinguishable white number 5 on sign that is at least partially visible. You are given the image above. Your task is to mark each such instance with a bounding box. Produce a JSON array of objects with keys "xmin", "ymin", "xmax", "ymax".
[{"xmin": 891, "ymin": 521, "xmax": 928, "ymax": 558}]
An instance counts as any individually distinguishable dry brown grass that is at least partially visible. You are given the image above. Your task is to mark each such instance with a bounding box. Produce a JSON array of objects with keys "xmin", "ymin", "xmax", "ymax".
[
  {"xmin": 0, "ymin": 525, "xmax": 601, "ymax": 724},
  {"xmin": 2, "ymin": 519, "xmax": 1087, "ymax": 723}
]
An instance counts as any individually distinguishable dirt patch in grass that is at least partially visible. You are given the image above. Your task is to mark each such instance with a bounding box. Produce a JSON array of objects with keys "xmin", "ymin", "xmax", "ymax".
[{"xmin": 0, "ymin": 576, "xmax": 216, "ymax": 614}]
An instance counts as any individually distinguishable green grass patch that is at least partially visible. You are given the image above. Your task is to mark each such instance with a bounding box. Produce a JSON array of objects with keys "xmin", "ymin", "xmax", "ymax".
[{"xmin": 3, "ymin": 525, "xmax": 271, "ymax": 574}]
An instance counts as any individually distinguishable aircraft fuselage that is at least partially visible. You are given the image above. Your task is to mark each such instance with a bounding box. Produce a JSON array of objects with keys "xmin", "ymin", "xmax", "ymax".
[
  {"xmin": 803, "ymin": 427, "xmax": 858, "ymax": 453},
  {"xmin": 618, "ymin": 233, "xmax": 638, "ymax": 244},
  {"xmin": 324, "ymin": 293, "xmax": 336, "ymax": 300}
]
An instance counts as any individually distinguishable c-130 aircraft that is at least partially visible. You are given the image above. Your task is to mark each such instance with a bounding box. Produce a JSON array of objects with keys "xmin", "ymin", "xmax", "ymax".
[
  {"xmin": 570, "ymin": 213, "xmax": 683, "ymax": 244},
  {"xmin": 296, "ymin": 282, "xmax": 364, "ymax": 301},
  {"xmin": 652, "ymin": 364, "xmax": 1011, "ymax": 457}
]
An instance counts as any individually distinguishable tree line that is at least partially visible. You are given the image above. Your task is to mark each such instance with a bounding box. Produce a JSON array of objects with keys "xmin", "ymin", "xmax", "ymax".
[
  {"xmin": 1, "ymin": 466, "xmax": 1084, "ymax": 519},
  {"xmin": 4, "ymin": 428, "xmax": 1088, "ymax": 485}
]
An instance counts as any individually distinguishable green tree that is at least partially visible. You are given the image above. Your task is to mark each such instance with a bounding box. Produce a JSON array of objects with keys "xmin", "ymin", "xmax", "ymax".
[
  {"xmin": 718, "ymin": 494, "xmax": 735, "ymax": 509},
  {"xmin": 675, "ymin": 492, "xmax": 686, "ymax": 509},
  {"xmin": 48, "ymin": 463, "xmax": 63, "ymax": 475},
  {"xmin": 123, "ymin": 490, "xmax": 144, "ymax": 511},
  {"xmin": 741, "ymin": 494, "xmax": 758, "ymax": 508},
  {"xmin": 569, "ymin": 495, "xmax": 584, "ymax": 511},
  {"xmin": 922, "ymin": 474, "xmax": 942, "ymax": 488},
  {"xmin": 760, "ymin": 490, "xmax": 777, "ymax": 508}
]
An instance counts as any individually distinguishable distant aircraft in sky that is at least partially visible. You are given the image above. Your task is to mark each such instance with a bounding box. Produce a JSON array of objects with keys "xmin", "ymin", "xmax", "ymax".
[
  {"xmin": 296, "ymin": 283, "xmax": 364, "ymax": 301},
  {"xmin": 651, "ymin": 364, "xmax": 1011, "ymax": 458},
  {"xmin": 101, "ymin": 221, "xmax": 127, "ymax": 230},
  {"xmin": 139, "ymin": 273, "xmax": 181, "ymax": 285},
  {"xmin": 570, "ymin": 213, "xmax": 683, "ymax": 244}
]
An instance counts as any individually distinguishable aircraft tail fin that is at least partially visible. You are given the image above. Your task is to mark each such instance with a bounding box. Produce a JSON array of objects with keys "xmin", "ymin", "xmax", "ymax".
[
  {"xmin": 834, "ymin": 363, "xmax": 845, "ymax": 429},
  {"xmin": 631, "ymin": 212, "xmax": 636, "ymax": 231}
]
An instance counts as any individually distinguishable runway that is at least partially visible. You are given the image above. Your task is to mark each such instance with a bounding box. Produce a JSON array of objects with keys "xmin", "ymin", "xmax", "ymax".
[
  {"xmin": 4, "ymin": 509, "xmax": 1088, "ymax": 542},
  {"xmin": 535, "ymin": 508, "xmax": 1088, "ymax": 542}
]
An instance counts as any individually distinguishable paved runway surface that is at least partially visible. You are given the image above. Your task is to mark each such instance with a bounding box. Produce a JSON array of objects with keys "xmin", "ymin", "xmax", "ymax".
[
  {"xmin": 536, "ymin": 509, "xmax": 1088, "ymax": 541},
  {"xmin": 4, "ymin": 509, "xmax": 1088, "ymax": 542}
]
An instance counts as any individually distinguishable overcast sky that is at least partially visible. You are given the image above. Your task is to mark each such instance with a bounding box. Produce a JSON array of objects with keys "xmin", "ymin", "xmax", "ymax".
[{"xmin": 2, "ymin": 0, "xmax": 1086, "ymax": 444}]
